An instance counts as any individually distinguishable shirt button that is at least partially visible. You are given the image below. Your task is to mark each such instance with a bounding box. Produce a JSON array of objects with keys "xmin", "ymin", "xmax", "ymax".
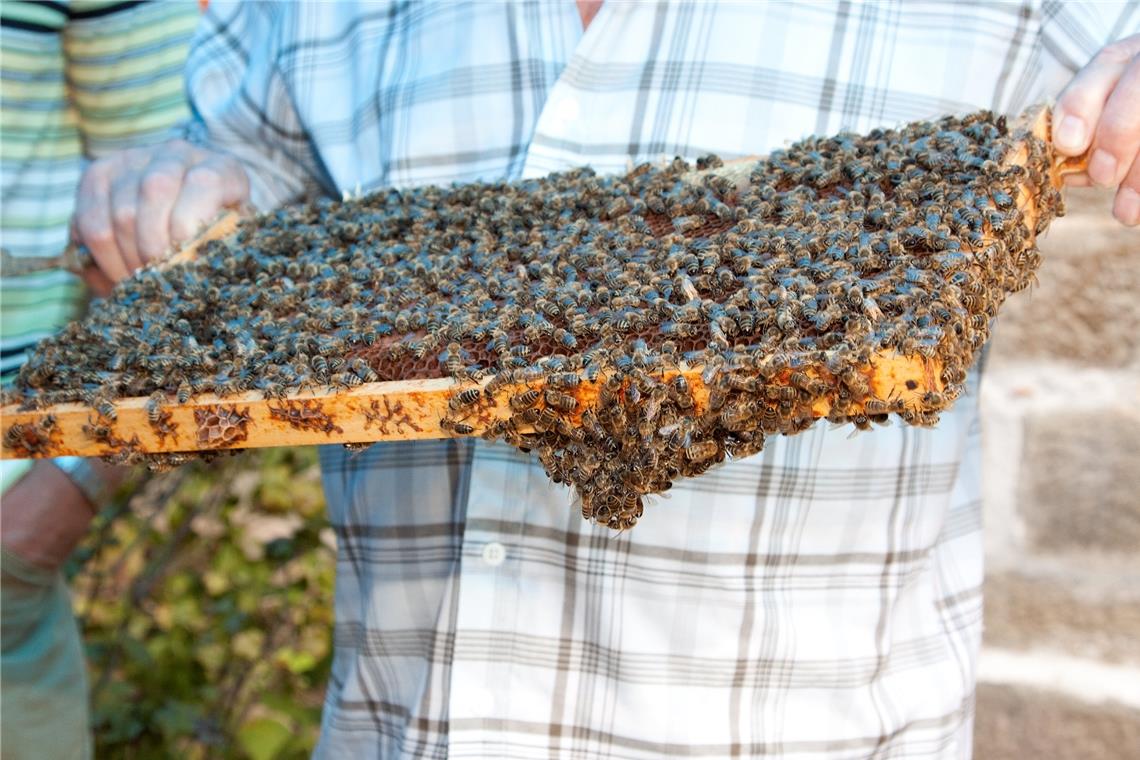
[{"xmin": 481, "ymin": 541, "xmax": 506, "ymax": 567}]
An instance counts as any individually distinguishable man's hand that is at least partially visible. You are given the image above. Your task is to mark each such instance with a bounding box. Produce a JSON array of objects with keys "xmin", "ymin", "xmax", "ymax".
[
  {"xmin": 1053, "ymin": 33, "xmax": 1140, "ymax": 226},
  {"xmin": 1, "ymin": 461, "xmax": 122, "ymax": 571},
  {"xmin": 74, "ymin": 139, "xmax": 250, "ymax": 283}
]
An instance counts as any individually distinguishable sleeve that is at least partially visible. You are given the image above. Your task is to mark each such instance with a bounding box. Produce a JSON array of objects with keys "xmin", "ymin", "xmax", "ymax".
[
  {"xmin": 176, "ymin": 1, "xmax": 326, "ymax": 211},
  {"xmin": 62, "ymin": 0, "xmax": 201, "ymax": 157},
  {"xmin": 1038, "ymin": 1, "xmax": 1140, "ymax": 91},
  {"xmin": 0, "ymin": 548, "xmax": 91, "ymax": 760}
]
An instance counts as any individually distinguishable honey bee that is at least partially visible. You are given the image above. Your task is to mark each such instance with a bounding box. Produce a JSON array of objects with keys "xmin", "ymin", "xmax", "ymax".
[
  {"xmin": 684, "ymin": 440, "xmax": 719, "ymax": 463},
  {"xmin": 82, "ymin": 415, "xmax": 113, "ymax": 442},
  {"xmin": 449, "ymin": 388, "xmax": 482, "ymax": 411},
  {"xmin": 546, "ymin": 372, "xmax": 581, "ymax": 390},
  {"xmin": 440, "ymin": 417, "xmax": 475, "ymax": 436},
  {"xmin": 543, "ymin": 390, "xmax": 578, "ymax": 414},
  {"xmin": 509, "ymin": 389, "xmax": 540, "ymax": 411},
  {"xmin": 768, "ymin": 385, "xmax": 798, "ymax": 403},
  {"xmin": 95, "ymin": 399, "xmax": 117, "ymax": 421},
  {"xmin": 3, "ymin": 424, "xmax": 29, "ymax": 452},
  {"xmin": 719, "ymin": 402, "xmax": 753, "ymax": 431},
  {"xmin": 533, "ymin": 408, "xmax": 560, "ymax": 433},
  {"xmin": 726, "ymin": 374, "xmax": 758, "ymax": 393},
  {"xmin": 145, "ymin": 393, "xmax": 165, "ymax": 422},
  {"xmin": 789, "ymin": 371, "xmax": 822, "ymax": 395},
  {"xmin": 863, "ymin": 397, "xmax": 892, "ymax": 415},
  {"xmin": 332, "ymin": 372, "xmax": 363, "ymax": 389},
  {"xmin": 921, "ymin": 391, "xmax": 946, "ymax": 408},
  {"xmin": 640, "ymin": 385, "xmax": 667, "ymax": 425},
  {"xmin": 443, "ymin": 342, "xmax": 466, "ymax": 376},
  {"xmin": 605, "ymin": 196, "xmax": 631, "ymax": 218}
]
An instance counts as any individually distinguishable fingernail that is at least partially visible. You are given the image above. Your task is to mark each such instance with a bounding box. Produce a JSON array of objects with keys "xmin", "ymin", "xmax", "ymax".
[
  {"xmin": 1087, "ymin": 150, "xmax": 1118, "ymax": 186},
  {"xmin": 1115, "ymin": 188, "xmax": 1140, "ymax": 226},
  {"xmin": 1053, "ymin": 114, "xmax": 1086, "ymax": 151}
]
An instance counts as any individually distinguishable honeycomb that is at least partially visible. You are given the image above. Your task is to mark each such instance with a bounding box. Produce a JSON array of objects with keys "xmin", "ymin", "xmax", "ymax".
[
  {"xmin": 7, "ymin": 110, "xmax": 1064, "ymax": 529},
  {"xmin": 194, "ymin": 405, "xmax": 251, "ymax": 448}
]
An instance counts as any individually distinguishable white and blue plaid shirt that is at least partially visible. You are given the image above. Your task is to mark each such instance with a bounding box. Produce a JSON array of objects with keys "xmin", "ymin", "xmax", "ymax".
[{"xmin": 181, "ymin": 2, "xmax": 1132, "ymax": 757}]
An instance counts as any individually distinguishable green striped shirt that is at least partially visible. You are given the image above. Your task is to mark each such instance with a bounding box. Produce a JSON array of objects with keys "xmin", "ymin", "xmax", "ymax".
[{"xmin": 1, "ymin": 0, "xmax": 199, "ymax": 485}]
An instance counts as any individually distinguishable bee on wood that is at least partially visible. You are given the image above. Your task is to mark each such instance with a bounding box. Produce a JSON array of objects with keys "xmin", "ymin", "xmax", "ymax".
[
  {"xmin": 4, "ymin": 424, "xmax": 28, "ymax": 452},
  {"xmin": 544, "ymin": 389, "xmax": 578, "ymax": 414},
  {"xmin": 509, "ymin": 389, "xmax": 540, "ymax": 412},
  {"xmin": 332, "ymin": 372, "xmax": 363, "ymax": 389},
  {"xmin": 145, "ymin": 393, "xmax": 165, "ymax": 422},
  {"xmin": 483, "ymin": 368, "xmax": 519, "ymax": 397},
  {"xmin": 95, "ymin": 399, "xmax": 117, "ymax": 421},
  {"xmin": 547, "ymin": 372, "xmax": 581, "ymax": 390},
  {"xmin": 440, "ymin": 417, "xmax": 475, "ymax": 435},
  {"xmin": 342, "ymin": 442, "xmax": 374, "ymax": 455},
  {"xmin": 669, "ymin": 374, "xmax": 694, "ymax": 406},
  {"xmin": 449, "ymin": 387, "xmax": 482, "ymax": 412},
  {"xmin": 82, "ymin": 415, "xmax": 113, "ymax": 442},
  {"xmin": 512, "ymin": 407, "xmax": 541, "ymax": 428}
]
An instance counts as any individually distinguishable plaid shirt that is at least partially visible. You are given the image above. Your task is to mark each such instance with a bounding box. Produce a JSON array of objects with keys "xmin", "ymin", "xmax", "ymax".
[{"xmin": 181, "ymin": 2, "xmax": 1133, "ymax": 757}]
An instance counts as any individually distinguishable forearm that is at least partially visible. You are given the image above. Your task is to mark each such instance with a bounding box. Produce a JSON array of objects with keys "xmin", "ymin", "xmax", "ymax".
[{"xmin": 1, "ymin": 459, "xmax": 124, "ymax": 570}]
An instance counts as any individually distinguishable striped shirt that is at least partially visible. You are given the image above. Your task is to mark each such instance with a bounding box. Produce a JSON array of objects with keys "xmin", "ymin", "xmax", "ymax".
[
  {"xmin": 0, "ymin": 0, "xmax": 199, "ymax": 382},
  {"xmin": 179, "ymin": 2, "xmax": 1134, "ymax": 758},
  {"xmin": 0, "ymin": 0, "xmax": 199, "ymax": 491}
]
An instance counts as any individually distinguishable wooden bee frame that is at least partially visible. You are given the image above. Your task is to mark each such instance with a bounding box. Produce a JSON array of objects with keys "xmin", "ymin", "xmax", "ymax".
[{"xmin": 0, "ymin": 107, "xmax": 1083, "ymax": 461}]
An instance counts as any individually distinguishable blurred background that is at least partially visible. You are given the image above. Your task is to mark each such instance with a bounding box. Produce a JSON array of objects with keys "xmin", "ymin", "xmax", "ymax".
[{"xmin": 974, "ymin": 187, "xmax": 1140, "ymax": 758}]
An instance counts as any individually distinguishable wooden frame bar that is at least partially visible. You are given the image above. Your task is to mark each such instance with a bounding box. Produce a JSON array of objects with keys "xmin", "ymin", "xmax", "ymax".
[{"xmin": 0, "ymin": 355, "xmax": 941, "ymax": 458}]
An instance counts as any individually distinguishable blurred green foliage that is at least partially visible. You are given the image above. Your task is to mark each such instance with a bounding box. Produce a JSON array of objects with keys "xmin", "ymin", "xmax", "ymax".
[{"xmin": 66, "ymin": 447, "xmax": 336, "ymax": 759}]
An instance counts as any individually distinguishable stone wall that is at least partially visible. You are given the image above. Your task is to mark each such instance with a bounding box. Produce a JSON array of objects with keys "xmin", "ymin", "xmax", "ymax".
[{"xmin": 975, "ymin": 188, "xmax": 1140, "ymax": 758}]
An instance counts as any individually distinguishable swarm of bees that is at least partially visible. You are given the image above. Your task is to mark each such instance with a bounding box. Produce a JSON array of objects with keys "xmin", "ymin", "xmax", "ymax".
[{"xmin": 6, "ymin": 110, "xmax": 1063, "ymax": 529}]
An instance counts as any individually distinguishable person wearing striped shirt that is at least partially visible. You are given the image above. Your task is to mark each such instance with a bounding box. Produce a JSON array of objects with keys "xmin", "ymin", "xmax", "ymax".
[
  {"xmin": 0, "ymin": 2, "xmax": 199, "ymax": 758},
  {"xmin": 72, "ymin": 1, "xmax": 1138, "ymax": 758}
]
